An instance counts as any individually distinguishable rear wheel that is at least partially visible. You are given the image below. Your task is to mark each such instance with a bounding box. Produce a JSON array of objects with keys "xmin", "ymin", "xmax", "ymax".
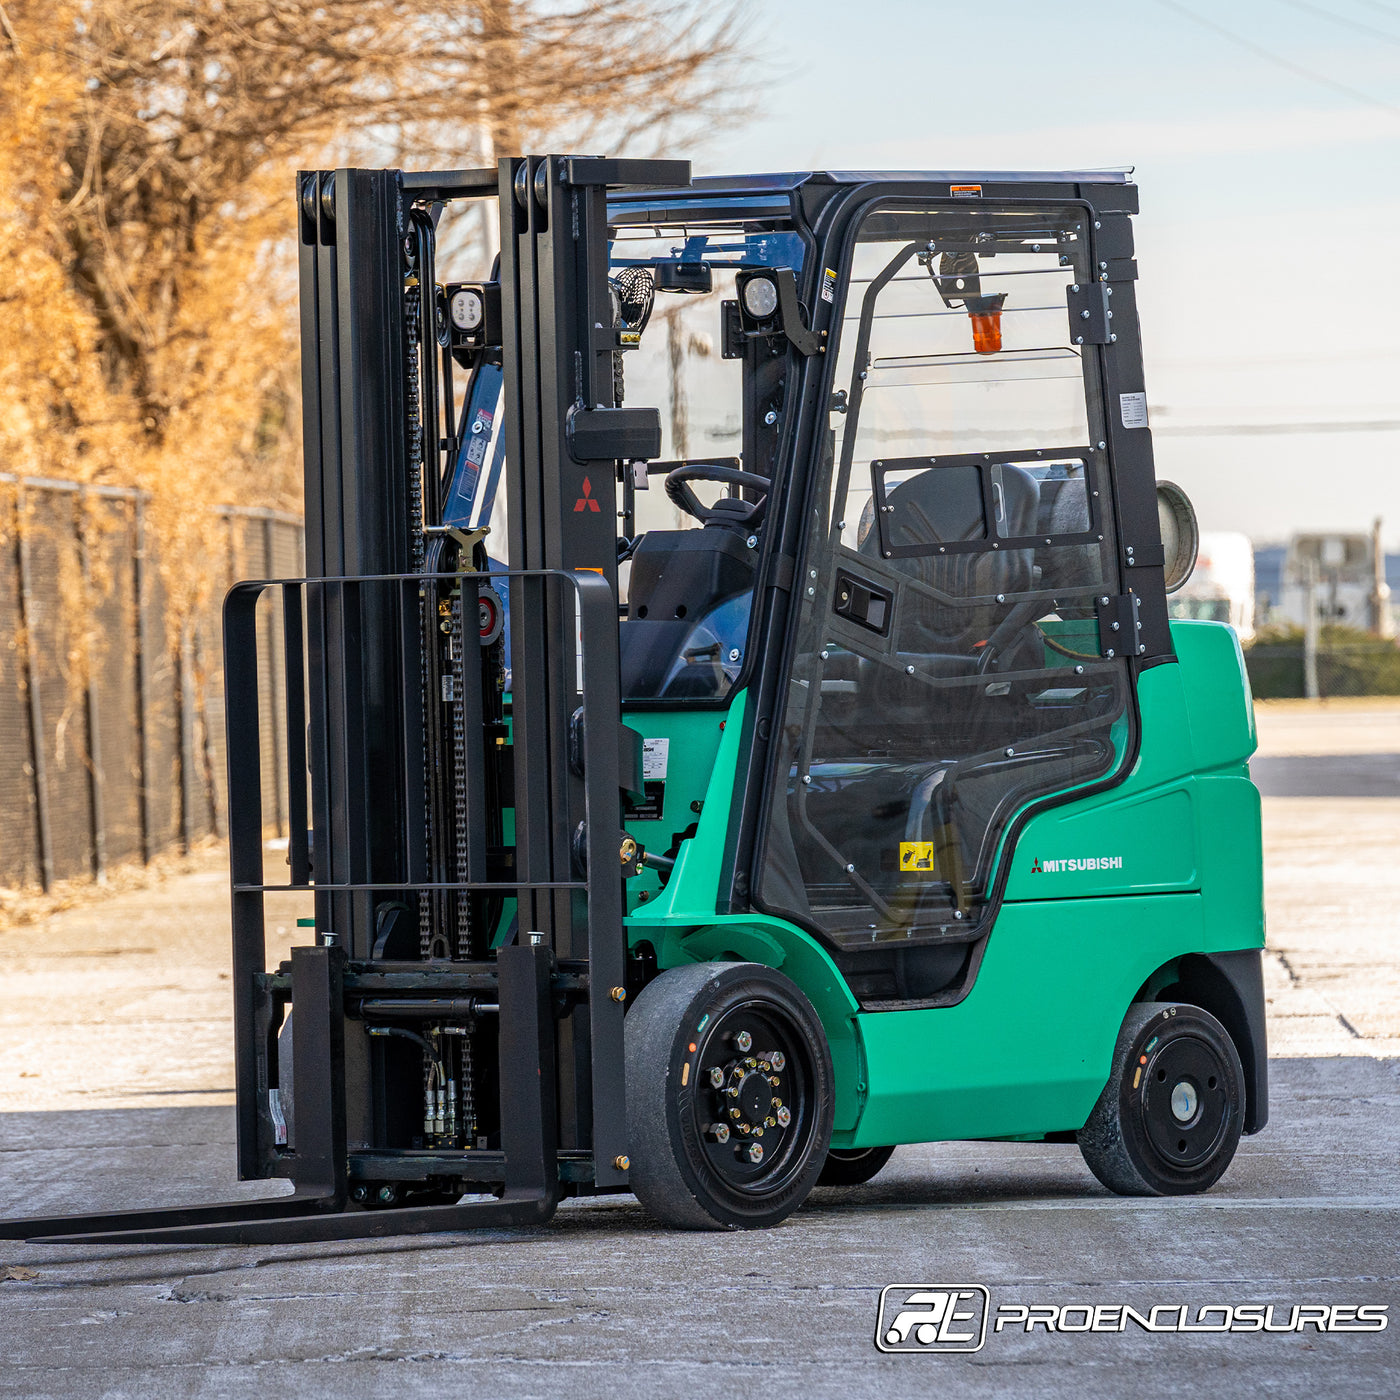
[
  {"xmin": 1078, "ymin": 1002, "xmax": 1245, "ymax": 1196},
  {"xmin": 625, "ymin": 961, "xmax": 834, "ymax": 1229},
  {"xmin": 817, "ymin": 1145, "xmax": 896, "ymax": 1186}
]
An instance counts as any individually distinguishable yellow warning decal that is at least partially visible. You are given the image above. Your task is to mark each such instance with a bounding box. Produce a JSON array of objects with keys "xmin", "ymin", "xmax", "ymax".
[{"xmin": 899, "ymin": 841, "xmax": 936, "ymax": 873}]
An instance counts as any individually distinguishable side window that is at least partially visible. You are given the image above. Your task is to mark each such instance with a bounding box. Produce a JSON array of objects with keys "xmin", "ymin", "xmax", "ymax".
[
  {"xmin": 605, "ymin": 252, "xmax": 758, "ymax": 702},
  {"xmin": 757, "ymin": 202, "xmax": 1129, "ymax": 953}
]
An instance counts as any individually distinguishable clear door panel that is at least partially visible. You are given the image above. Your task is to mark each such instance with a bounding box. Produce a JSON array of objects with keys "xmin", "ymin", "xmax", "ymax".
[{"xmin": 758, "ymin": 201, "xmax": 1129, "ymax": 950}]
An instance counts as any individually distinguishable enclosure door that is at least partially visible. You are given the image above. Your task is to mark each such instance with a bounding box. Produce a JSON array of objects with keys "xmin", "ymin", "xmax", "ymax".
[{"xmin": 757, "ymin": 199, "xmax": 1129, "ymax": 950}]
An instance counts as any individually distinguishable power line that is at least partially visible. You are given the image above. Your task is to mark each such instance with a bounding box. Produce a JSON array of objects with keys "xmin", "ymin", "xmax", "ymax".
[
  {"xmin": 1155, "ymin": 0, "xmax": 1400, "ymax": 118},
  {"xmin": 1152, "ymin": 417, "xmax": 1400, "ymax": 435},
  {"xmin": 1276, "ymin": 0, "xmax": 1400, "ymax": 45}
]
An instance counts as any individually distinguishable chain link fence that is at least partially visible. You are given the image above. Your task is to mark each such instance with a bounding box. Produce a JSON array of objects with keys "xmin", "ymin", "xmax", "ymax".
[
  {"xmin": 1245, "ymin": 639, "xmax": 1400, "ymax": 699},
  {"xmin": 0, "ymin": 474, "xmax": 303, "ymax": 893}
]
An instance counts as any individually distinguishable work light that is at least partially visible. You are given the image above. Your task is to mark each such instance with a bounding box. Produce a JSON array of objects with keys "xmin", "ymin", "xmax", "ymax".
[
  {"xmin": 741, "ymin": 275, "xmax": 779, "ymax": 319},
  {"xmin": 450, "ymin": 288, "xmax": 484, "ymax": 331}
]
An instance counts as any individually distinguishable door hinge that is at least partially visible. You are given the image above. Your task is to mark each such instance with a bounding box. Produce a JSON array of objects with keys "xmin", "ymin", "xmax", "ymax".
[
  {"xmin": 1095, "ymin": 592, "xmax": 1143, "ymax": 658},
  {"xmin": 769, "ymin": 553, "xmax": 796, "ymax": 593},
  {"xmin": 1067, "ymin": 282, "xmax": 1111, "ymax": 345}
]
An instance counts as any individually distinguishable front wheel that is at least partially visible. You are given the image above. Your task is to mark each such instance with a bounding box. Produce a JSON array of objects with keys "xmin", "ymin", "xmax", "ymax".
[
  {"xmin": 625, "ymin": 961, "xmax": 834, "ymax": 1229},
  {"xmin": 1078, "ymin": 1001, "xmax": 1245, "ymax": 1196}
]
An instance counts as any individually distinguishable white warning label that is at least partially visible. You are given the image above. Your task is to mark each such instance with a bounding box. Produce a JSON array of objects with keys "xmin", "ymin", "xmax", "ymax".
[
  {"xmin": 1119, "ymin": 392, "xmax": 1149, "ymax": 429},
  {"xmin": 642, "ymin": 737, "xmax": 669, "ymax": 781}
]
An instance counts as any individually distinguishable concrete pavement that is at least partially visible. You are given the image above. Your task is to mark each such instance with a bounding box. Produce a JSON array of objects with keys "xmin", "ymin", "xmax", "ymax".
[
  {"xmin": 0, "ymin": 1056, "xmax": 1395, "ymax": 1398},
  {"xmin": 1, "ymin": 698, "xmax": 1397, "ymax": 1396}
]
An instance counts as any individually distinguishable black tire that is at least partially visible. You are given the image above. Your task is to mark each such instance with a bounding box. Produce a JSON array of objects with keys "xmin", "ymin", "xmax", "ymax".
[
  {"xmin": 625, "ymin": 961, "xmax": 834, "ymax": 1230},
  {"xmin": 1078, "ymin": 1001, "xmax": 1245, "ymax": 1197},
  {"xmin": 817, "ymin": 1145, "xmax": 895, "ymax": 1187}
]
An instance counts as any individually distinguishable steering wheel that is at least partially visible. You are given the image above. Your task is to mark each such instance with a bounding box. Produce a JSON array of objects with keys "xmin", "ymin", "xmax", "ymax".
[{"xmin": 664, "ymin": 464, "xmax": 772, "ymax": 529}]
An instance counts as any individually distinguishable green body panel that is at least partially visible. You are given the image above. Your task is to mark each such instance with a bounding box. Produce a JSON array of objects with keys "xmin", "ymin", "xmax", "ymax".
[
  {"xmin": 621, "ymin": 707, "xmax": 729, "ymax": 912},
  {"xmin": 625, "ymin": 621, "xmax": 1264, "ymax": 1148},
  {"xmin": 852, "ymin": 893, "xmax": 1209, "ymax": 1145}
]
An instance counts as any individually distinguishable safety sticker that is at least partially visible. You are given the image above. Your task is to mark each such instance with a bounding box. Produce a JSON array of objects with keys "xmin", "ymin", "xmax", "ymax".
[
  {"xmin": 820, "ymin": 267, "xmax": 837, "ymax": 303},
  {"xmin": 465, "ymin": 407, "xmax": 493, "ymax": 468},
  {"xmin": 642, "ymin": 737, "xmax": 669, "ymax": 781},
  {"xmin": 1119, "ymin": 392, "xmax": 1149, "ymax": 429},
  {"xmin": 899, "ymin": 841, "xmax": 936, "ymax": 873},
  {"xmin": 268, "ymin": 1088, "xmax": 288, "ymax": 1146}
]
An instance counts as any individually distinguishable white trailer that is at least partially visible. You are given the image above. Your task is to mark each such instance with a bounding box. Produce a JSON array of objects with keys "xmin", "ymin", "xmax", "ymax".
[{"xmin": 1168, "ymin": 530, "xmax": 1256, "ymax": 642}]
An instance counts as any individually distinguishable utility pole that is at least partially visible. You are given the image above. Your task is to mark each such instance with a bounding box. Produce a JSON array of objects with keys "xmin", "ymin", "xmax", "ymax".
[
  {"xmin": 1304, "ymin": 555, "xmax": 1320, "ymax": 700},
  {"xmin": 1370, "ymin": 516, "xmax": 1394, "ymax": 639}
]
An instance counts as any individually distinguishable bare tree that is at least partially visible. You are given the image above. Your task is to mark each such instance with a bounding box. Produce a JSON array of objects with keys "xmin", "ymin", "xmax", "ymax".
[{"xmin": 0, "ymin": 0, "xmax": 750, "ymax": 509}]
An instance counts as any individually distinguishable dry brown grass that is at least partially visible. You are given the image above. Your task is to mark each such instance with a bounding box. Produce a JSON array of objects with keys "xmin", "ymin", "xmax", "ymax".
[{"xmin": 0, "ymin": 836, "xmax": 227, "ymax": 933}]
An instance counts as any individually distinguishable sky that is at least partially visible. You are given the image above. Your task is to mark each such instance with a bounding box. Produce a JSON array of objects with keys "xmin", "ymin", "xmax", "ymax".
[{"xmin": 698, "ymin": 0, "xmax": 1400, "ymax": 546}]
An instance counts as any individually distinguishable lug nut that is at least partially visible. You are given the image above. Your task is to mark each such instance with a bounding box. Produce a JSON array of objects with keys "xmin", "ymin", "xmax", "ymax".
[
  {"xmin": 705, "ymin": 1123, "xmax": 731, "ymax": 1144},
  {"xmin": 614, "ymin": 1155, "xmax": 630, "ymax": 1171},
  {"xmin": 769, "ymin": 1075, "xmax": 780, "ymax": 1087},
  {"xmin": 730, "ymin": 1107, "xmax": 741, "ymax": 1119},
  {"xmin": 747, "ymin": 1143, "xmax": 764, "ymax": 1164},
  {"xmin": 734, "ymin": 1030, "xmax": 752, "ymax": 1052},
  {"xmin": 770, "ymin": 1051, "xmax": 786, "ymax": 1071},
  {"xmin": 377, "ymin": 1184, "xmax": 399, "ymax": 1205},
  {"xmin": 777, "ymin": 1106, "xmax": 791, "ymax": 1127},
  {"xmin": 709, "ymin": 1066, "xmax": 725, "ymax": 1089}
]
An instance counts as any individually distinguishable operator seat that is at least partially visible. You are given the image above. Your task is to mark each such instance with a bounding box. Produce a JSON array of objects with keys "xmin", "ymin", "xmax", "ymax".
[
  {"xmin": 867, "ymin": 460, "xmax": 1041, "ymax": 659},
  {"xmin": 619, "ymin": 520, "xmax": 755, "ymax": 698}
]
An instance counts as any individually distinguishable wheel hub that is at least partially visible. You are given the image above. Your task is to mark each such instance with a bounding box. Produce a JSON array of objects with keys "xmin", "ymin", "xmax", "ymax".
[
  {"xmin": 1170, "ymin": 1079, "xmax": 1199, "ymax": 1124},
  {"xmin": 736, "ymin": 1069, "xmax": 774, "ymax": 1125},
  {"xmin": 1140, "ymin": 1033, "xmax": 1230, "ymax": 1169},
  {"xmin": 683, "ymin": 1002, "xmax": 814, "ymax": 1196}
]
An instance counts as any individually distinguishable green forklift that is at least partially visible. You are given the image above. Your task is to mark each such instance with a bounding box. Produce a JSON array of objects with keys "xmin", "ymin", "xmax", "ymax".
[{"xmin": 2, "ymin": 158, "xmax": 1265, "ymax": 1245}]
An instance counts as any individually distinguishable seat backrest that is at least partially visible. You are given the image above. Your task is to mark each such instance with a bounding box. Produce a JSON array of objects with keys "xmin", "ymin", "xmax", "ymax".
[{"xmin": 875, "ymin": 463, "xmax": 1040, "ymax": 646}]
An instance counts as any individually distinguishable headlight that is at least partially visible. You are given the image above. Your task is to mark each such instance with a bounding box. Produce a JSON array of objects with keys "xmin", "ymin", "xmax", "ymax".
[
  {"xmin": 450, "ymin": 289, "xmax": 484, "ymax": 331},
  {"xmin": 742, "ymin": 276, "xmax": 779, "ymax": 319}
]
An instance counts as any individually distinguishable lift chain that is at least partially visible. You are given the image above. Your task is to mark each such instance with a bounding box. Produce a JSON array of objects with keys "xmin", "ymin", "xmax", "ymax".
[
  {"xmin": 449, "ymin": 588, "xmax": 479, "ymax": 1144},
  {"xmin": 405, "ymin": 277, "xmax": 434, "ymax": 957}
]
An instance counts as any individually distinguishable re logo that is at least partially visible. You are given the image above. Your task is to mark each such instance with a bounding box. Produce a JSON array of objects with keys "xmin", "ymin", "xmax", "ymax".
[
  {"xmin": 573, "ymin": 477, "xmax": 600, "ymax": 512},
  {"xmin": 876, "ymin": 1285, "xmax": 989, "ymax": 1353}
]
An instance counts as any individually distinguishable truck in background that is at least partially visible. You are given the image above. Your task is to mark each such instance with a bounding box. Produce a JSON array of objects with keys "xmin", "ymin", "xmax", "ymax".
[{"xmin": 1168, "ymin": 530, "xmax": 1256, "ymax": 642}]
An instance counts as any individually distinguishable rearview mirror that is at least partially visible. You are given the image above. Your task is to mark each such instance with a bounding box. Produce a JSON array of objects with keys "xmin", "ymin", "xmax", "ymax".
[
  {"xmin": 1157, "ymin": 481, "xmax": 1199, "ymax": 593},
  {"xmin": 654, "ymin": 262, "xmax": 712, "ymax": 294}
]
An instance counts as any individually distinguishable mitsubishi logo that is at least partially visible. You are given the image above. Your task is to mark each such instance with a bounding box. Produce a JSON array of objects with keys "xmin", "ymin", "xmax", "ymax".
[{"xmin": 573, "ymin": 477, "xmax": 600, "ymax": 512}]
